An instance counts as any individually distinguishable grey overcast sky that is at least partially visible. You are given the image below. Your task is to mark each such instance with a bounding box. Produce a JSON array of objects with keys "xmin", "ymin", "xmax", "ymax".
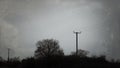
[{"xmin": 0, "ymin": 0, "xmax": 120, "ymax": 60}]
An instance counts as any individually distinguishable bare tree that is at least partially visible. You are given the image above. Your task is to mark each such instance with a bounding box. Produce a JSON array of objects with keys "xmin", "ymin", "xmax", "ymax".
[
  {"xmin": 71, "ymin": 49, "xmax": 89, "ymax": 57},
  {"xmin": 35, "ymin": 39, "xmax": 64, "ymax": 58},
  {"xmin": 0, "ymin": 56, "xmax": 3, "ymax": 61}
]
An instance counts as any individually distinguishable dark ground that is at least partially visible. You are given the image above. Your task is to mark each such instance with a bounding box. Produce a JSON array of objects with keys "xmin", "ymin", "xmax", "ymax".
[{"xmin": 0, "ymin": 56, "xmax": 120, "ymax": 68}]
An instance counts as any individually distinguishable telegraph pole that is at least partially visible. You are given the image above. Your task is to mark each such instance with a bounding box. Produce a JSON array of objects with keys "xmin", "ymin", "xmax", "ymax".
[
  {"xmin": 73, "ymin": 31, "xmax": 81, "ymax": 55},
  {"xmin": 8, "ymin": 48, "xmax": 10, "ymax": 62}
]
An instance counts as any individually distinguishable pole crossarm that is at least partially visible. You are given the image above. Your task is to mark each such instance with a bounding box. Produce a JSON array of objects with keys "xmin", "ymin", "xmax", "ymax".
[{"xmin": 73, "ymin": 31, "xmax": 81, "ymax": 34}]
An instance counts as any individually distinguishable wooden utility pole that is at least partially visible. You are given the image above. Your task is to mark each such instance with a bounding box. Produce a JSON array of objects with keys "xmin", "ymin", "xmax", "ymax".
[
  {"xmin": 73, "ymin": 31, "xmax": 81, "ymax": 55},
  {"xmin": 8, "ymin": 48, "xmax": 10, "ymax": 62}
]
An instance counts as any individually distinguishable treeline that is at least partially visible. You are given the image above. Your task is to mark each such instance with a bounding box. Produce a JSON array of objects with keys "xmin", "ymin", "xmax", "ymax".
[{"xmin": 0, "ymin": 39, "xmax": 120, "ymax": 68}]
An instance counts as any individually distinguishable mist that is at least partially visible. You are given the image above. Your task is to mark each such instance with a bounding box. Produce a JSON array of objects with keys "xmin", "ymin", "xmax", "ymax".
[{"xmin": 0, "ymin": 0, "xmax": 120, "ymax": 60}]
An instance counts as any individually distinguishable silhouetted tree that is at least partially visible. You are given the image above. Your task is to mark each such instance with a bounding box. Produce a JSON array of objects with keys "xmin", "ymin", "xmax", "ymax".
[
  {"xmin": 0, "ymin": 57, "xmax": 3, "ymax": 61},
  {"xmin": 9, "ymin": 57, "xmax": 20, "ymax": 62},
  {"xmin": 35, "ymin": 39, "xmax": 64, "ymax": 58},
  {"xmin": 97, "ymin": 55, "xmax": 106, "ymax": 60},
  {"xmin": 71, "ymin": 49, "xmax": 89, "ymax": 57}
]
